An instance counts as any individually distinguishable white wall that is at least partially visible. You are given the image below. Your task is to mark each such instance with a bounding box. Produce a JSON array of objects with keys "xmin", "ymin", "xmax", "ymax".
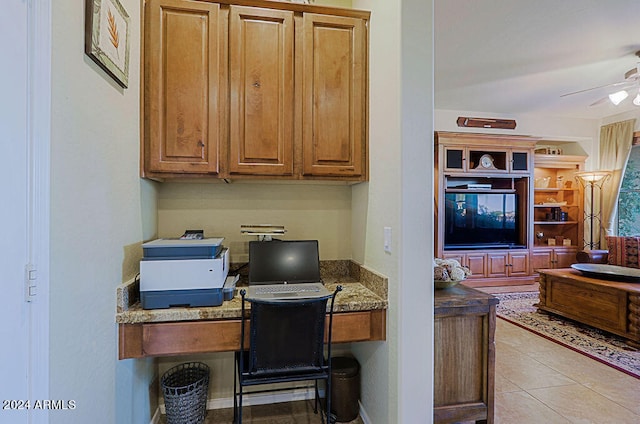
[
  {"xmin": 49, "ymin": 1, "xmax": 157, "ymax": 422},
  {"xmin": 350, "ymin": 0, "xmax": 400, "ymax": 419},
  {"xmin": 435, "ymin": 109, "xmax": 602, "ymax": 169},
  {"xmin": 352, "ymin": 0, "xmax": 434, "ymax": 422},
  {"xmin": 157, "ymin": 182, "xmax": 353, "ymax": 262}
]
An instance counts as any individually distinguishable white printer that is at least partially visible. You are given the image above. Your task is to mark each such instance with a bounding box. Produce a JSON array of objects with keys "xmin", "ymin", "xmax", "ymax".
[{"xmin": 140, "ymin": 238, "xmax": 229, "ymax": 309}]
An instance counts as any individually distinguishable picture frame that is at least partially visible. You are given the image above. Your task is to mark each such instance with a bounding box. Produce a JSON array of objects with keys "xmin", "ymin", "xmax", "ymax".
[{"xmin": 85, "ymin": 0, "xmax": 131, "ymax": 88}]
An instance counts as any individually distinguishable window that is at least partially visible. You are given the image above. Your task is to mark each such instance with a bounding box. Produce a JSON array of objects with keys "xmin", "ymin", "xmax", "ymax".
[{"xmin": 617, "ymin": 143, "xmax": 640, "ymax": 236}]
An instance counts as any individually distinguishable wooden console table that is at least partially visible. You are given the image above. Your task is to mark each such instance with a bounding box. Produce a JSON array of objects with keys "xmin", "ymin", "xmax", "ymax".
[
  {"xmin": 434, "ymin": 284, "xmax": 498, "ymax": 424},
  {"xmin": 538, "ymin": 268, "xmax": 640, "ymax": 348}
]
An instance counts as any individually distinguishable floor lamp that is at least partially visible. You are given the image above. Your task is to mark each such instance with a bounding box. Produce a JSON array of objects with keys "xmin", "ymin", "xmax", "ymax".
[{"xmin": 575, "ymin": 171, "xmax": 612, "ymax": 250}]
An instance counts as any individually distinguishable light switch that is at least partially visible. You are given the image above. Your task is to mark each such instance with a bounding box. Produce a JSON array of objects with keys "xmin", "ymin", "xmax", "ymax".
[{"xmin": 384, "ymin": 227, "xmax": 392, "ymax": 253}]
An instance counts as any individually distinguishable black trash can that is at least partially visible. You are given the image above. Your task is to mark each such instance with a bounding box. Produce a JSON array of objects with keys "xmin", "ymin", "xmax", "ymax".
[
  {"xmin": 330, "ymin": 356, "xmax": 360, "ymax": 422},
  {"xmin": 161, "ymin": 362, "xmax": 210, "ymax": 424}
]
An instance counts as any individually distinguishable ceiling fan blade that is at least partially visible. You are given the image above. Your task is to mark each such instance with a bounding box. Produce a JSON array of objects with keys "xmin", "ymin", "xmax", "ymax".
[
  {"xmin": 560, "ymin": 80, "xmax": 633, "ymax": 97},
  {"xmin": 589, "ymin": 96, "xmax": 611, "ymax": 107}
]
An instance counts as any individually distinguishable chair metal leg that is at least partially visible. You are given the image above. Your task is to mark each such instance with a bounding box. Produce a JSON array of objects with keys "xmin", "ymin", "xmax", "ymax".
[
  {"xmin": 326, "ymin": 374, "xmax": 332, "ymax": 424},
  {"xmin": 238, "ymin": 382, "xmax": 244, "ymax": 424},
  {"xmin": 233, "ymin": 358, "xmax": 238, "ymax": 423}
]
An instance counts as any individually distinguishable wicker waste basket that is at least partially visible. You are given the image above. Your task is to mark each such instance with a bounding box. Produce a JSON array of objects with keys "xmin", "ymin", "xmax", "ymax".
[
  {"xmin": 161, "ymin": 362, "xmax": 210, "ymax": 424},
  {"xmin": 330, "ymin": 356, "xmax": 360, "ymax": 422}
]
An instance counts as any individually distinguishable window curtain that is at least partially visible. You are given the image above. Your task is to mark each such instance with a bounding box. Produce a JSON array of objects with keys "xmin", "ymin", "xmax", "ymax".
[{"xmin": 599, "ymin": 119, "xmax": 636, "ymax": 243}]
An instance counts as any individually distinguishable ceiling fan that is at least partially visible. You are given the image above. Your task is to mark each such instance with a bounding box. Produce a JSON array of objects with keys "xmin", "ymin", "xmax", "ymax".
[{"xmin": 561, "ymin": 51, "xmax": 640, "ymax": 107}]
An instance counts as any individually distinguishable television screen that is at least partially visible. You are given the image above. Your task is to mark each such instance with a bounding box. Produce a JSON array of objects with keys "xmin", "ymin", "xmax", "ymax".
[{"xmin": 444, "ymin": 192, "xmax": 522, "ymax": 249}]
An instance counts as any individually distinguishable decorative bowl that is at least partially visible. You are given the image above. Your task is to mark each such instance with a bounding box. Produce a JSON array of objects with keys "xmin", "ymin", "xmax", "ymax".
[
  {"xmin": 434, "ymin": 279, "xmax": 464, "ymax": 289},
  {"xmin": 534, "ymin": 177, "xmax": 551, "ymax": 188}
]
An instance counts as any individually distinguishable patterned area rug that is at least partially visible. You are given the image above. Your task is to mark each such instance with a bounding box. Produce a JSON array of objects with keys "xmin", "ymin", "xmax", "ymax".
[{"xmin": 495, "ymin": 292, "xmax": 640, "ymax": 379}]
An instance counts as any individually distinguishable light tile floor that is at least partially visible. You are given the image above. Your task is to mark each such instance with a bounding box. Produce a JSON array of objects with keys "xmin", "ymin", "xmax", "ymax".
[{"xmin": 494, "ymin": 310, "xmax": 640, "ymax": 423}]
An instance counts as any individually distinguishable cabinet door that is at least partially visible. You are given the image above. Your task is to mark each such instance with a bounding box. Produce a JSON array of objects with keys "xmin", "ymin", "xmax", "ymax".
[
  {"xmin": 466, "ymin": 252, "xmax": 487, "ymax": 279},
  {"xmin": 228, "ymin": 6, "xmax": 294, "ymax": 175},
  {"xmin": 510, "ymin": 150, "xmax": 530, "ymax": 173},
  {"xmin": 508, "ymin": 251, "xmax": 529, "ymax": 276},
  {"xmin": 555, "ymin": 248, "xmax": 577, "ymax": 268},
  {"xmin": 487, "ymin": 252, "xmax": 508, "ymax": 278},
  {"xmin": 443, "ymin": 147, "xmax": 465, "ymax": 172},
  {"xmin": 145, "ymin": 0, "xmax": 223, "ymax": 174},
  {"xmin": 301, "ymin": 14, "xmax": 366, "ymax": 178},
  {"xmin": 531, "ymin": 249, "xmax": 553, "ymax": 271}
]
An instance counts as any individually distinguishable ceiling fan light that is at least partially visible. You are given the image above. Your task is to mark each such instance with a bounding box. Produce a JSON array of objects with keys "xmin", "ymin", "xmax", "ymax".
[
  {"xmin": 609, "ymin": 90, "xmax": 628, "ymax": 105},
  {"xmin": 633, "ymin": 92, "xmax": 640, "ymax": 106}
]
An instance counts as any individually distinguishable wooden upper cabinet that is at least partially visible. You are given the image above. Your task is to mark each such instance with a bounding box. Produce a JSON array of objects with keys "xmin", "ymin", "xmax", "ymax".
[
  {"xmin": 142, "ymin": 0, "xmax": 369, "ymax": 181},
  {"xmin": 228, "ymin": 6, "xmax": 294, "ymax": 176},
  {"xmin": 145, "ymin": 0, "xmax": 223, "ymax": 175},
  {"xmin": 301, "ymin": 13, "xmax": 367, "ymax": 178}
]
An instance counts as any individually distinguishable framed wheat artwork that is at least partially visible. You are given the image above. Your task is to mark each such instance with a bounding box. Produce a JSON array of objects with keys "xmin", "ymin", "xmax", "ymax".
[{"xmin": 85, "ymin": 0, "xmax": 130, "ymax": 88}]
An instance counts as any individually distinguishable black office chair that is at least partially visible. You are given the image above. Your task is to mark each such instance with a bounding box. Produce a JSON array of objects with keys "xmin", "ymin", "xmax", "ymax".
[{"xmin": 233, "ymin": 286, "xmax": 342, "ymax": 424}]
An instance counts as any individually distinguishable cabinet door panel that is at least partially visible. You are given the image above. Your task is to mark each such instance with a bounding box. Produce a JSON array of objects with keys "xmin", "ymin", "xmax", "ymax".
[
  {"xmin": 555, "ymin": 248, "xmax": 577, "ymax": 268},
  {"xmin": 509, "ymin": 252, "xmax": 529, "ymax": 276},
  {"xmin": 444, "ymin": 147, "xmax": 465, "ymax": 171},
  {"xmin": 146, "ymin": 0, "xmax": 222, "ymax": 174},
  {"xmin": 487, "ymin": 253, "xmax": 508, "ymax": 278},
  {"xmin": 466, "ymin": 253, "xmax": 487, "ymax": 279},
  {"xmin": 531, "ymin": 249, "xmax": 553, "ymax": 271},
  {"xmin": 511, "ymin": 151, "xmax": 529, "ymax": 172},
  {"xmin": 229, "ymin": 6, "xmax": 294, "ymax": 175},
  {"xmin": 302, "ymin": 14, "xmax": 365, "ymax": 177}
]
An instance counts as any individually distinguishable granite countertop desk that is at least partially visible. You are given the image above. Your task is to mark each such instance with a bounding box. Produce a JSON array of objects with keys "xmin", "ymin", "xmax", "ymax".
[{"xmin": 117, "ymin": 260, "xmax": 388, "ymax": 359}]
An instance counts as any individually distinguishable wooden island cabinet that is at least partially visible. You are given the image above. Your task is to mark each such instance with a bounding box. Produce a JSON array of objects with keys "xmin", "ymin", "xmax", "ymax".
[
  {"xmin": 434, "ymin": 284, "xmax": 498, "ymax": 423},
  {"xmin": 143, "ymin": 0, "xmax": 369, "ymax": 182}
]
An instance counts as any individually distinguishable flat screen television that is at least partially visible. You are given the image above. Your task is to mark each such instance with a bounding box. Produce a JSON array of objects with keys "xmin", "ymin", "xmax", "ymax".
[{"xmin": 444, "ymin": 192, "xmax": 524, "ymax": 249}]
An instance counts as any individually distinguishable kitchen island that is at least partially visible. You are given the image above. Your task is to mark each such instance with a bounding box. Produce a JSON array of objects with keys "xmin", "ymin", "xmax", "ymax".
[{"xmin": 117, "ymin": 261, "xmax": 388, "ymax": 359}]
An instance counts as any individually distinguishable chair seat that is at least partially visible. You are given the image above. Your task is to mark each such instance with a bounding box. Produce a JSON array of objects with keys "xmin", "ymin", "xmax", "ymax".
[{"xmin": 235, "ymin": 351, "xmax": 329, "ymax": 384}]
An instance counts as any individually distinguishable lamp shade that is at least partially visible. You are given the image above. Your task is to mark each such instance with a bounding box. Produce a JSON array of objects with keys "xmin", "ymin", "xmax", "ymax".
[{"xmin": 575, "ymin": 170, "xmax": 612, "ymax": 183}]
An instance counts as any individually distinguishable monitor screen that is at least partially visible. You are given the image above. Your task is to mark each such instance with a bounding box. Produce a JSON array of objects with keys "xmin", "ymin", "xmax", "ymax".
[{"xmin": 249, "ymin": 240, "xmax": 321, "ymax": 284}]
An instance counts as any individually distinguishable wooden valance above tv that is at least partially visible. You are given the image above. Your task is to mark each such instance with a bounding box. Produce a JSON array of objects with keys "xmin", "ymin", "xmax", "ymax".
[{"xmin": 457, "ymin": 116, "xmax": 517, "ymax": 130}]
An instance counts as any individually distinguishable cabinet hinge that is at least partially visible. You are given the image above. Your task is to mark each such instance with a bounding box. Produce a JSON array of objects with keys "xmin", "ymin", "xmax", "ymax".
[{"xmin": 25, "ymin": 263, "xmax": 37, "ymax": 302}]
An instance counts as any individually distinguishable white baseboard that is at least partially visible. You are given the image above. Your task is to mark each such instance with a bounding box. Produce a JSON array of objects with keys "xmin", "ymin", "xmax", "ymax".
[
  {"xmin": 358, "ymin": 401, "xmax": 372, "ymax": 424},
  {"xmin": 155, "ymin": 387, "xmax": 372, "ymax": 423},
  {"xmin": 150, "ymin": 407, "xmax": 161, "ymax": 424},
  {"xmin": 159, "ymin": 386, "xmax": 318, "ymax": 414}
]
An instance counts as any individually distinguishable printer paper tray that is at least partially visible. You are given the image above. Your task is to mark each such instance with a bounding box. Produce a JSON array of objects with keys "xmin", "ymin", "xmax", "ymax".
[{"xmin": 141, "ymin": 288, "xmax": 223, "ymax": 309}]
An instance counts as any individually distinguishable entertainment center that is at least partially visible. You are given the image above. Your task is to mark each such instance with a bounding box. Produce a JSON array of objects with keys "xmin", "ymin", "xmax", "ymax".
[{"xmin": 435, "ymin": 132, "xmax": 586, "ymax": 287}]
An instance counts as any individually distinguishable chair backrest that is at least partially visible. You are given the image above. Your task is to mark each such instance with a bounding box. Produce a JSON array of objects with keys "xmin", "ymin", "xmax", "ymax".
[{"xmin": 240, "ymin": 287, "xmax": 341, "ymax": 376}]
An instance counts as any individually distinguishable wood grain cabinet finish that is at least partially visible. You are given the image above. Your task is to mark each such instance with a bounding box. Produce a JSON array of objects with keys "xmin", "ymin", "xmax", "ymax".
[
  {"xmin": 443, "ymin": 252, "xmax": 487, "ymax": 280},
  {"xmin": 228, "ymin": 6, "xmax": 294, "ymax": 176},
  {"xmin": 434, "ymin": 132, "xmax": 539, "ymax": 288},
  {"xmin": 434, "ymin": 285, "xmax": 497, "ymax": 423},
  {"xmin": 531, "ymin": 247, "xmax": 577, "ymax": 271},
  {"xmin": 301, "ymin": 13, "xmax": 367, "ymax": 178},
  {"xmin": 487, "ymin": 251, "xmax": 529, "ymax": 278},
  {"xmin": 144, "ymin": 0, "xmax": 224, "ymax": 174},
  {"xmin": 538, "ymin": 269, "xmax": 640, "ymax": 347},
  {"xmin": 143, "ymin": 0, "xmax": 369, "ymax": 181}
]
